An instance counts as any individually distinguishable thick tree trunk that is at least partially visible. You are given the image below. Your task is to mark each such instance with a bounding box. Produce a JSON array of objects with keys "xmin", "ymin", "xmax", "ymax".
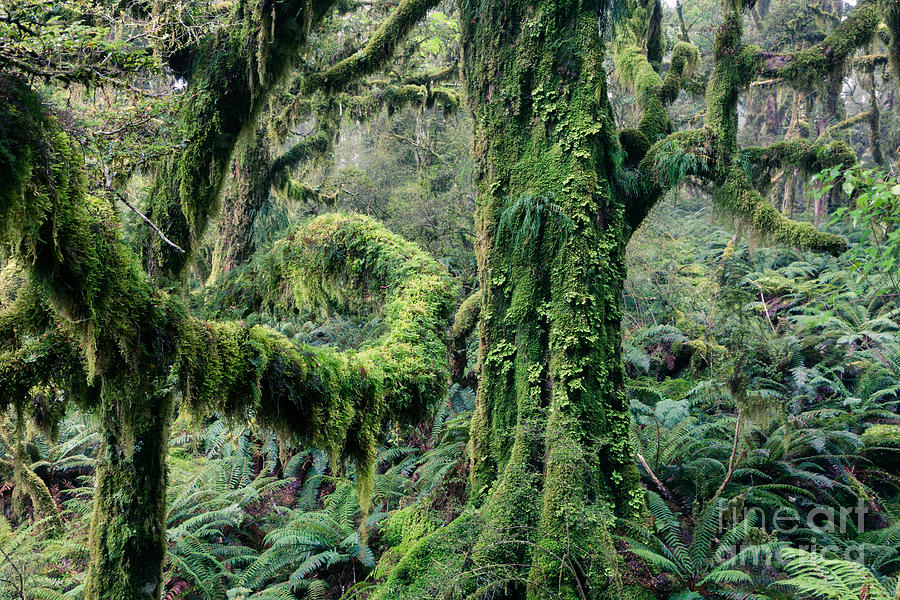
[
  {"xmin": 209, "ymin": 127, "xmax": 273, "ymax": 282},
  {"xmin": 85, "ymin": 377, "xmax": 173, "ymax": 600},
  {"xmin": 461, "ymin": 1, "xmax": 642, "ymax": 596}
]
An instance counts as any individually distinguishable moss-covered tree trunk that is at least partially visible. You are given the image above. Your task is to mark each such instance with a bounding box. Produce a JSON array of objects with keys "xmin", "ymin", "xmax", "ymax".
[
  {"xmin": 461, "ymin": 0, "xmax": 642, "ymax": 596},
  {"xmin": 85, "ymin": 375, "xmax": 174, "ymax": 600}
]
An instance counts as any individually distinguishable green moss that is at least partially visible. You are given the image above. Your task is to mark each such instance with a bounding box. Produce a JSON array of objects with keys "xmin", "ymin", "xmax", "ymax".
[
  {"xmin": 886, "ymin": 0, "xmax": 900, "ymax": 77},
  {"xmin": 715, "ymin": 167, "xmax": 847, "ymax": 255},
  {"xmin": 862, "ymin": 424, "xmax": 900, "ymax": 448},
  {"xmin": 143, "ymin": 0, "xmax": 335, "ymax": 281},
  {"xmin": 370, "ymin": 509, "xmax": 480, "ymax": 599},
  {"xmin": 615, "ymin": 36, "xmax": 697, "ymax": 144},
  {"xmin": 771, "ymin": 1, "xmax": 882, "ymax": 87}
]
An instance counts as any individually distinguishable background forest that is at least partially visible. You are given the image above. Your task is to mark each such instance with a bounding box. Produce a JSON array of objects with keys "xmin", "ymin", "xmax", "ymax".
[{"xmin": 0, "ymin": 0, "xmax": 899, "ymax": 599}]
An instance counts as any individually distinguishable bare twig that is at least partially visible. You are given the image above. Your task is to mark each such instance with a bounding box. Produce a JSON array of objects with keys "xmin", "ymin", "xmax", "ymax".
[
  {"xmin": 636, "ymin": 452, "xmax": 676, "ymax": 502},
  {"xmin": 0, "ymin": 542, "xmax": 25, "ymax": 600},
  {"xmin": 109, "ymin": 188, "xmax": 185, "ymax": 254},
  {"xmin": 712, "ymin": 408, "xmax": 742, "ymax": 502}
]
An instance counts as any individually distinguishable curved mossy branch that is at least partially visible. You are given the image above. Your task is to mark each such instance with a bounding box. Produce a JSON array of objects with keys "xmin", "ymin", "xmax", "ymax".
[
  {"xmin": 629, "ymin": 129, "xmax": 849, "ymax": 255},
  {"xmin": 449, "ymin": 289, "xmax": 481, "ymax": 385},
  {"xmin": 213, "ymin": 79, "xmax": 459, "ymax": 280},
  {"xmin": 1, "ymin": 77, "xmax": 453, "ymax": 598},
  {"xmin": 142, "ymin": 0, "xmax": 335, "ymax": 281},
  {"xmin": 181, "ymin": 213, "xmax": 455, "ymax": 501},
  {"xmin": 302, "ymin": 0, "xmax": 441, "ymax": 95}
]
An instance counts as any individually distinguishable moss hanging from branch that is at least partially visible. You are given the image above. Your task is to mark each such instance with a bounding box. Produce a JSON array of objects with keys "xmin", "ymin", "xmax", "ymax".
[
  {"xmin": 143, "ymin": 0, "xmax": 336, "ymax": 281},
  {"xmin": 716, "ymin": 167, "xmax": 847, "ymax": 255},
  {"xmin": 0, "ymin": 75, "xmax": 156, "ymax": 378},
  {"xmin": 758, "ymin": 0, "xmax": 882, "ymax": 85}
]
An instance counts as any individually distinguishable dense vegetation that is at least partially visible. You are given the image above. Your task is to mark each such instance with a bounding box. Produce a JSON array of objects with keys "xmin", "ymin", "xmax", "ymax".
[{"xmin": 0, "ymin": 0, "xmax": 899, "ymax": 598}]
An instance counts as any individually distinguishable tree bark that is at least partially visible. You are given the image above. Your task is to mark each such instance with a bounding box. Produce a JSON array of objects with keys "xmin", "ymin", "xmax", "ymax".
[
  {"xmin": 460, "ymin": 1, "xmax": 642, "ymax": 596},
  {"xmin": 85, "ymin": 376, "xmax": 174, "ymax": 600}
]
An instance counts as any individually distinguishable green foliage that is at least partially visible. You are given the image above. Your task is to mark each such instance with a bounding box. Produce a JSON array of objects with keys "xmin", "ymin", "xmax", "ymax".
[
  {"xmin": 774, "ymin": 548, "xmax": 899, "ymax": 600},
  {"xmin": 622, "ymin": 492, "xmax": 778, "ymax": 598}
]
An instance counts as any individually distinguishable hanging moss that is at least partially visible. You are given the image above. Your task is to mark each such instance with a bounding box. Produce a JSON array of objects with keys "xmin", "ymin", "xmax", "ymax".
[
  {"xmin": 614, "ymin": 3, "xmax": 699, "ymax": 145},
  {"xmin": 143, "ymin": 0, "xmax": 336, "ymax": 281},
  {"xmin": 450, "ymin": 289, "xmax": 481, "ymax": 383},
  {"xmin": 716, "ymin": 166, "xmax": 847, "ymax": 255},
  {"xmin": 0, "ymin": 454, "xmax": 62, "ymax": 534},
  {"xmin": 0, "ymin": 75, "xmax": 155, "ymax": 379},
  {"xmin": 615, "ymin": 39, "xmax": 698, "ymax": 144},
  {"xmin": 762, "ymin": 0, "xmax": 882, "ymax": 87},
  {"xmin": 886, "ymin": 0, "xmax": 900, "ymax": 77}
]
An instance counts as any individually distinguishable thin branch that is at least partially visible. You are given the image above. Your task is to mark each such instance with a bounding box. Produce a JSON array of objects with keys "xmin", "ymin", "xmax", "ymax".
[
  {"xmin": 636, "ymin": 452, "xmax": 676, "ymax": 502},
  {"xmin": 712, "ymin": 408, "xmax": 742, "ymax": 502},
  {"xmin": 0, "ymin": 542, "xmax": 25, "ymax": 600},
  {"xmin": 109, "ymin": 188, "xmax": 185, "ymax": 254}
]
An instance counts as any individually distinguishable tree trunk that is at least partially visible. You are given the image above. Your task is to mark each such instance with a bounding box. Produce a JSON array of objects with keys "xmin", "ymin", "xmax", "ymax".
[
  {"xmin": 85, "ymin": 376, "xmax": 173, "ymax": 600},
  {"xmin": 209, "ymin": 126, "xmax": 273, "ymax": 282},
  {"xmin": 461, "ymin": 1, "xmax": 642, "ymax": 596}
]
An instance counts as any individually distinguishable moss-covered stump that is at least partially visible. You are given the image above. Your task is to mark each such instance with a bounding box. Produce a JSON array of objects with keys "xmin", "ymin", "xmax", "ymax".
[{"xmin": 862, "ymin": 424, "xmax": 900, "ymax": 472}]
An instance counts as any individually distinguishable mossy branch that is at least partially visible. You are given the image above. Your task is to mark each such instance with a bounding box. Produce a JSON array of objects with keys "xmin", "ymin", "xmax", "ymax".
[
  {"xmin": 716, "ymin": 167, "xmax": 847, "ymax": 255},
  {"xmin": 345, "ymin": 84, "xmax": 461, "ymax": 121},
  {"xmin": 303, "ymin": 0, "xmax": 441, "ymax": 95},
  {"xmin": 0, "ymin": 457, "xmax": 62, "ymax": 535},
  {"xmin": 629, "ymin": 129, "xmax": 849, "ymax": 256},
  {"xmin": 740, "ymin": 139, "xmax": 856, "ymax": 192},
  {"xmin": 615, "ymin": 40, "xmax": 699, "ymax": 146},
  {"xmin": 450, "ymin": 289, "xmax": 481, "ymax": 384},
  {"xmin": 179, "ymin": 213, "xmax": 455, "ymax": 501},
  {"xmin": 143, "ymin": 0, "xmax": 334, "ymax": 280},
  {"xmin": 757, "ymin": 0, "xmax": 883, "ymax": 85}
]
